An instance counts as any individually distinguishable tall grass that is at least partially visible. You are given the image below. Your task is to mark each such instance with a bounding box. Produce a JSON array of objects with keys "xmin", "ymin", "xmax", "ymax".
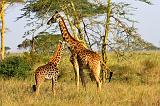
[
  {"xmin": 0, "ymin": 51, "xmax": 160, "ymax": 106},
  {"xmin": 0, "ymin": 79, "xmax": 160, "ymax": 106}
]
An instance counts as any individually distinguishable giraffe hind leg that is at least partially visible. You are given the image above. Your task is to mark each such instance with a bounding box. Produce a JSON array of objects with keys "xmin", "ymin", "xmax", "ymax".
[
  {"xmin": 94, "ymin": 75, "xmax": 102, "ymax": 92},
  {"xmin": 70, "ymin": 55, "xmax": 80, "ymax": 91},
  {"xmin": 35, "ymin": 75, "xmax": 44, "ymax": 96},
  {"xmin": 89, "ymin": 71, "xmax": 95, "ymax": 82},
  {"xmin": 90, "ymin": 63, "xmax": 102, "ymax": 92},
  {"xmin": 52, "ymin": 77, "xmax": 57, "ymax": 96},
  {"xmin": 79, "ymin": 68, "xmax": 86, "ymax": 90}
]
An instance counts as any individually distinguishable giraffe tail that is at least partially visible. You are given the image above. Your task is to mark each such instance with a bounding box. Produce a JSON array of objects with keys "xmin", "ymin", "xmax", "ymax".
[
  {"xmin": 109, "ymin": 72, "xmax": 113, "ymax": 82},
  {"xmin": 32, "ymin": 85, "xmax": 36, "ymax": 92}
]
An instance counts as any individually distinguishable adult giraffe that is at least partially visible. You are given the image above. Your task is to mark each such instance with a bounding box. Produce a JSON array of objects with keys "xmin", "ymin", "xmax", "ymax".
[{"xmin": 47, "ymin": 11, "xmax": 102, "ymax": 92}]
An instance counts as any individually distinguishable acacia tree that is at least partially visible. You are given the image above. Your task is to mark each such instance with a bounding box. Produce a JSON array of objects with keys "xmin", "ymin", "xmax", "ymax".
[
  {"xmin": 20, "ymin": 0, "xmax": 153, "ymax": 48},
  {"xmin": 18, "ymin": 0, "xmax": 107, "ymax": 44},
  {"xmin": 0, "ymin": 0, "xmax": 5, "ymax": 60},
  {"xmin": 19, "ymin": 0, "xmax": 155, "ymax": 81},
  {"xmin": 100, "ymin": 0, "xmax": 154, "ymax": 81},
  {"xmin": 101, "ymin": 0, "xmax": 111, "ymax": 82},
  {"xmin": 18, "ymin": 32, "xmax": 62, "ymax": 55},
  {"xmin": 0, "ymin": 0, "xmax": 23, "ymax": 60}
]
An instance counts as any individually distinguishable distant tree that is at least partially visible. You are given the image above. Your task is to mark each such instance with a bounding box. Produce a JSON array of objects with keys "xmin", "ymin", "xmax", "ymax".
[
  {"xmin": 18, "ymin": 32, "xmax": 62, "ymax": 55},
  {"xmin": 5, "ymin": 46, "xmax": 11, "ymax": 51}
]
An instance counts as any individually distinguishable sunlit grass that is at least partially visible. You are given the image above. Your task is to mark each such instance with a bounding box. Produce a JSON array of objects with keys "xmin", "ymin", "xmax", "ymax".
[
  {"xmin": 0, "ymin": 79, "xmax": 160, "ymax": 106},
  {"xmin": 0, "ymin": 51, "xmax": 160, "ymax": 106}
]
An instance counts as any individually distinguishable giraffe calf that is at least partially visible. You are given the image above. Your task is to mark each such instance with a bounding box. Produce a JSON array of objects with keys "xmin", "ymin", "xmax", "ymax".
[{"xmin": 32, "ymin": 40, "xmax": 65, "ymax": 96}]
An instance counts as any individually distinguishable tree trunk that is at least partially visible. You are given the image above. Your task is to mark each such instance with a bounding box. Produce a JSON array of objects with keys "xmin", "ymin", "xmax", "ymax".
[
  {"xmin": 70, "ymin": 0, "xmax": 86, "ymax": 43},
  {"xmin": 1, "ymin": 0, "xmax": 5, "ymax": 60},
  {"xmin": 65, "ymin": 9, "xmax": 79, "ymax": 40},
  {"xmin": 101, "ymin": 0, "xmax": 111, "ymax": 83}
]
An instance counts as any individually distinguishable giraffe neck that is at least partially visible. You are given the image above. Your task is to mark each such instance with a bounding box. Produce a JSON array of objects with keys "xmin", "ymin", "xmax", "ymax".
[
  {"xmin": 49, "ymin": 43, "xmax": 63, "ymax": 66},
  {"xmin": 59, "ymin": 17, "xmax": 77, "ymax": 46},
  {"xmin": 58, "ymin": 17, "xmax": 85, "ymax": 52}
]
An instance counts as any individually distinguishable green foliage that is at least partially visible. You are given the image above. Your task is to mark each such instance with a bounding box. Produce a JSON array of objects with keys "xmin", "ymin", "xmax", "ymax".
[
  {"xmin": 18, "ymin": 32, "xmax": 62, "ymax": 55},
  {"xmin": 138, "ymin": 0, "xmax": 152, "ymax": 4},
  {"xmin": 5, "ymin": 0, "xmax": 24, "ymax": 3},
  {"xmin": 34, "ymin": 32, "xmax": 62, "ymax": 55},
  {"xmin": 0, "ymin": 56, "xmax": 32, "ymax": 79},
  {"xmin": 23, "ymin": 52, "xmax": 44, "ymax": 67},
  {"xmin": 19, "ymin": 0, "xmax": 157, "ymax": 54},
  {"xmin": 22, "ymin": 0, "xmax": 106, "ymax": 18}
]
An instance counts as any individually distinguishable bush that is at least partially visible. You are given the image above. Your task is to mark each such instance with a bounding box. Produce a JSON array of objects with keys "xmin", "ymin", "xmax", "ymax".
[
  {"xmin": 23, "ymin": 52, "xmax": 43, "ymax": 66},
  {"xmin": 0, "ymin": 56, "xmax": 32, "ymax": 79}
]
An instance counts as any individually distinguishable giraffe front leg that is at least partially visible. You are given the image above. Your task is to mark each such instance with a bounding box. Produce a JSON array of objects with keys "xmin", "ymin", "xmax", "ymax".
[
  {"xmin": 35, "ymin": 76, "xmax": 44, "ymax": 96},
  {"xmin": 90, "ymin": 62, "xmax": 102, "ymax": 93},
  {"xmin": 35, "ymin": 84, "xmax": 40, "ymax": 96},
  {"xmin": 52, "ymin": 78, "xmax": 57, "ymax": 96},
  {"xmin": 79, "ymin": 68, "xmax": 86, "ymax": 90},
  {"xmin": 74, "ymin": 61, "xmax": 80, "ymax": 92},
  {"xmin": 70, "ymin": 55, "xmax": 80, "ymax": 91}
]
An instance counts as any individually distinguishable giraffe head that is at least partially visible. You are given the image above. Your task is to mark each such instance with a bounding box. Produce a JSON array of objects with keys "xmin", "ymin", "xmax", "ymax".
[{"xmin": 47, "ymin": 11, "xmax": 61, "ymax": 25}]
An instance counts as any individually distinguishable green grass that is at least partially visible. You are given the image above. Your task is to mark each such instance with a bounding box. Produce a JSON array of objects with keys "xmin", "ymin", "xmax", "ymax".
[{"xmin": 0, "ymin": 51, "xmax": 160, "ymax": 106}]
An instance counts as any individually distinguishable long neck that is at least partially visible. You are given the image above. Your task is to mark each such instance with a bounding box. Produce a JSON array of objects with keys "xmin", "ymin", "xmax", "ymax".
[
  {"xmin": 58, "ymin": 17, "xmax": 86, "ymax": 52},
  {"xmin": 49, "ymin": 44, "xmax": 63, "ymax": 65},
  {"xmin": 58, "ymin": 17, "xmax": 77, "ymax": 45}
]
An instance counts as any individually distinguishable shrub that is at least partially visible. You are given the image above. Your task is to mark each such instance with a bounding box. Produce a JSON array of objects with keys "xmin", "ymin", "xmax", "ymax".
[
  {"xmin": 23, "ymin": 52, "xmax": 50, "ymax": 67},
  {"xmin": 0, "ymin": 56, "xmax": 32, "ymax": 79}
]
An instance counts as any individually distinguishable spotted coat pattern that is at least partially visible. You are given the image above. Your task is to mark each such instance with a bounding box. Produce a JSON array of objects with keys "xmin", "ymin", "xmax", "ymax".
[
  {"xmin": 47, "ymin": 12, "xmax": 102, "ymax": 92},
  {"xmin": 33, "ymin": 41, "xmax": 64, "ymax": 95}
]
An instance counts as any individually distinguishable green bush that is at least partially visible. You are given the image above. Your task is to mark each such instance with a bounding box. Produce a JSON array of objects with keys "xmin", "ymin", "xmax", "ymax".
[
  {"xmin": 0, "ymin": 56, "xmax": 32, "ymax": 79},
  {"xmin": 23, "ymin": 52, "xmax": 44, "ymax": 66}
]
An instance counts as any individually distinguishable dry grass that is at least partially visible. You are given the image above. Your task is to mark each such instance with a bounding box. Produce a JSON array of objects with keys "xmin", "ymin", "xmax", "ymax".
[
  {"xmin": 0, "ymin": 79, "xmax": 160, "ymax": 106},
  {"xmin": 0, "ymin": 51, "xmax": 160, "ymax": 106}
]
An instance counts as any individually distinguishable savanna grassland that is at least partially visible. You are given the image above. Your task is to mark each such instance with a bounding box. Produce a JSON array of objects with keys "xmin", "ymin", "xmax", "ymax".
[{"xmin": 0, "ymin": 51, "xmax": 160, "ymax": 106}]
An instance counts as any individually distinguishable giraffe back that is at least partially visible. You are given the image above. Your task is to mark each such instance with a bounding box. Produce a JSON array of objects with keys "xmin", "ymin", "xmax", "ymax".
[{"xmin": 35, "ymin": 63, "xmax": 59, "ymax": 80}]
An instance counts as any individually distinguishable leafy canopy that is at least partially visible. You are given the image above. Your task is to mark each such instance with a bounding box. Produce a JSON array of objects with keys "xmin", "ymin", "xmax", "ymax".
[
  {"xmin": 21, "ymin": 0, "xmax": 106, "ymax": 18},
  {"xmin": 18, "ymin": 32, "xmax": 62, "ymax": 55}
]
